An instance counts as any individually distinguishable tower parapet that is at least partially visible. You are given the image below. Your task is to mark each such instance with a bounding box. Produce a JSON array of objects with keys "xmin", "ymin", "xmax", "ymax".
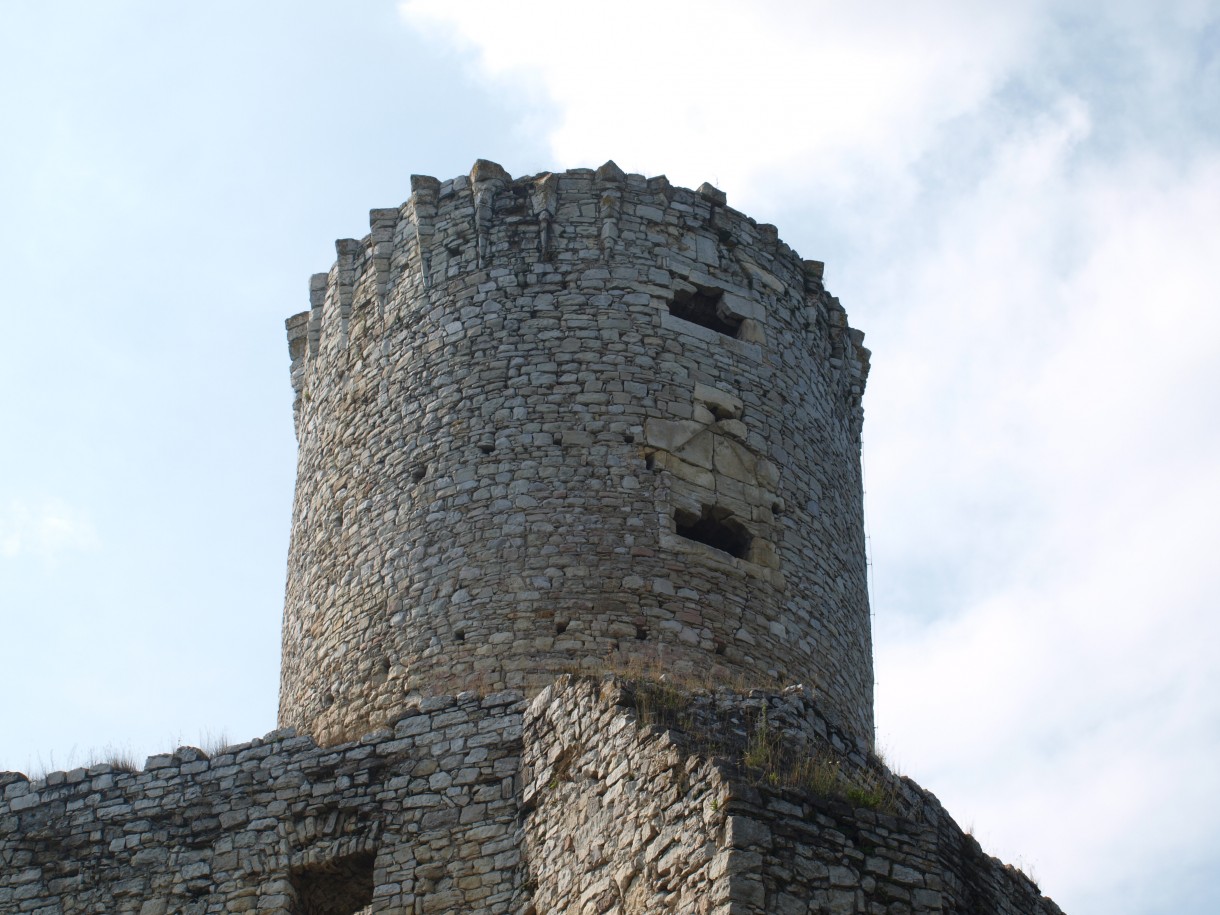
[{"xmin": 279, "ymin": 160, "xmax": 873, "ymax": 746}]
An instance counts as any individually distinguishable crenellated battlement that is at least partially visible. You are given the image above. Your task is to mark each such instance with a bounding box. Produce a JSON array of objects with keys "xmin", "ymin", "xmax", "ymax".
[
  {"xmin": 279, "ymin": 160, "xmax": 875, "ymax": 749},
  {"xmin": 286, "ymin": 161, "xmax": 869, "ymax": 438}
]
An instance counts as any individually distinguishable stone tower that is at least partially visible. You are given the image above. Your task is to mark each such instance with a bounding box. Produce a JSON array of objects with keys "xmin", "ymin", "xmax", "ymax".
[{"xmin": 278, "ymin": 160, "xmax": 873, "ymax": 748}]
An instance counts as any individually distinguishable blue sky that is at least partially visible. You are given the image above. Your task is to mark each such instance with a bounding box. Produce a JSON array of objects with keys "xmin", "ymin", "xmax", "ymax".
[{"xmin": 2, "ymin": 3, "xmax": 1218, "ymax": 913}]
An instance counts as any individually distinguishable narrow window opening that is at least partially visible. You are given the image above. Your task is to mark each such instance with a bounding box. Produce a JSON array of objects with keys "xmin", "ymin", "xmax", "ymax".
[
  {"xmin": 291, "ymin": 851, "xmax": 375, "ymax": 915},
  {"xmin": 454, "ymin": 630, "xmax": 465, "ymax": 642},
  {"xmin": 555, "ymin": 620, "xmax": 569, "ymax": 635},
  {"xmin": 674, "ymin": 505, "xmax": 752, "ymax": 559},
  {"xmin": 667, "ymin": 286, "xmax": 742, "ymax": 338},
  {"xmin": 635, "ymin": 626, "xmax": 648, "ymax": 640}
]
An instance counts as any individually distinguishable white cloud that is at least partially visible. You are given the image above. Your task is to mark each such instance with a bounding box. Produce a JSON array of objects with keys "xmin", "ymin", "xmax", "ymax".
[
  {"xmin": 399, "ymin": 4, "xmax": 1220, "ymax": 912},
  {"xmin": 867, "ymin": 77, "xmax": 1220, "ymax": 913},
  {"xmin": 400, "ymin": 0, "xmax": 1045, "ymax": 207},
  {"xmin": 0, "ymin": 499, "xmax": 98, "ymax": 563}
]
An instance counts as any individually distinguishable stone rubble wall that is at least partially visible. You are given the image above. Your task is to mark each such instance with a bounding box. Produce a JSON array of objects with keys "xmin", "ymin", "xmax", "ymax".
[
  {"xmin": 279, "ymin": 160, "xmax": 874, "ymax": 749},
  {"xmin": 726, "ymin": 777, "xmax": 1064, "ymax": 915},
  {"xmin": 1, "ymin": 679, "xmax": 1064, "ymax": 915},
  {"xmin": 518, "ymin": 676, "xmax": 1065, "ymax": 915},
  {"xmin": 519, "ymin": 677, "xmax": 731, "ymax": 913},
  {"xmin": 0, "ymin": 692, "xmax": 526, "ymax": 915}
]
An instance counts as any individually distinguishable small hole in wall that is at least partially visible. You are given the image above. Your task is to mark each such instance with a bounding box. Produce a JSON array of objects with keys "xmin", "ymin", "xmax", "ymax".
[
  {"xmin": 714, "ymin": 640, "xmax": 726, "ymax": 656},
  {"xmin": 667, "ymin": 286, "xmax": 743, "ymax": 338},
  {"xmin": 410, "ymin": 464, "xmax": 427, "ymax": 482},
  {"xmin": 623, "ymin": 432, "xmax": 635, "ymax": 444},
  {"xmin": 455, "ymin": 630, "xmax": 465, "ymax": 642},
  {"xmin": 555, "ymin": 620, "xmax": 569, "ymax": 635},
  {"xmin": 635, "ymin": 626, "xmax": 648, "ymax": 640},
  {"xmin": 321, "ymin": 692, "xmax": 335, "ymax": 709},
  {"xmin": 674, "ymin": 505, "xmax": 752, "ymax": 559},
  {"xmin": 478, "ymin": 441, "xmax": 496, "ymax": 454},
  {"xmin": 644, "ymin": 453, "xmax": 656, "ymax": 471}
]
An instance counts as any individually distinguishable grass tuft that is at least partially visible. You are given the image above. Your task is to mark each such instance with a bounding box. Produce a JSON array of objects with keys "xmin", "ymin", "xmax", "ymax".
[{"xmin": 98, "ymin": 745, "xmax": 140, "ymax": 774}]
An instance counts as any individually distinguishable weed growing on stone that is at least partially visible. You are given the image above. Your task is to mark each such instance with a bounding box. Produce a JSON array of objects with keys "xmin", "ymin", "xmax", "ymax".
[
  {"xmin": 742, "ymin": 708, "xmax": 782, "ymax": 771},
  {"xmin": 786, "ymin": 753, "xmax": 843, "ymax": 796},
  {"xmin": 99, "ymin": 745, "xmax": 139, "ymax": 774},
  {"xmin": 746, "ymin": 737, "xmax": 899, "ymax": 813},
  {"xmin": 842, "ymin": 768, "xmax": 898, "ymax": 811},
  {"xmin": 199, "ymin": 729, "xmax": 232, "ymax": 759},
  {"xmin": 630, "ymin": 677, "xmax": 694, "ymax": 732},
  {"xmin": 607, "ymin": 668, "xmax": 903, "ymax": 816}
]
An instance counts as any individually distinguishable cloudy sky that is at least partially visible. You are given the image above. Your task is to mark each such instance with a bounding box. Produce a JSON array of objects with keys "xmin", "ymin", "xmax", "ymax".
[{"xmin": 2, "ymin": 2, "xmax": 1217, "ymax": 912}]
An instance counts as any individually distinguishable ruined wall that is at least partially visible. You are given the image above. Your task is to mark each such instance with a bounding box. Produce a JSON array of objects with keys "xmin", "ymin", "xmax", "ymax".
[
  {"xmin": 0, "ymin": 692, "xmax": 526, "ymax": 915},
  {"xmin": 520, "ymin": 677, "xmax": 731, "ymax": 913},
  {"xmin": 279, "ymin": 160, "xmax": 873, "ymax": 747},
  {"xmin": 517, "ymin": 676, "xmax": 1065, "ymax": 915},
  {"xmin": 1, "ymin": 678, "xmax": 1063, "ymax": 915}
]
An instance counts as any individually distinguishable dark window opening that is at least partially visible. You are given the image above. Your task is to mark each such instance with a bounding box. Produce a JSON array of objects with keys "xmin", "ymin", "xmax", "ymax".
[
  {"xmin": 454, "ymin": 629, "xmax": 465, "ymax": 642},
  {"xmin": 667, "ymin": 286, "xmax": 742, "ymax": 337},
  {"xmin": 674, "ymin": 505, "xmax": 752, "ymax": 559},
  {"xmin": 555, "ymin": 620, "xmax": 569, "ymax": 635},
  {"xmin": 291, "ymin": 851, "xmax": 375, "ymax": 915},
  {"xmin": 635, "ymin": 626, "xmax": 648, "ymax": 640}
]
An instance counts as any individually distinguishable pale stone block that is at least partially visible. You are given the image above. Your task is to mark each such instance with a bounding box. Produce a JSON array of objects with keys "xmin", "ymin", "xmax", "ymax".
[
  {"xmin": 693, "ymin": 382, "xmax": 743, "ymax": 420},
  {"xmin": 643, "ymin": 417, "xmax": 704, "ymax": 451},
  {"xmin": 713, "ymin": 437, "xmax": 757, "ymax": 483}
]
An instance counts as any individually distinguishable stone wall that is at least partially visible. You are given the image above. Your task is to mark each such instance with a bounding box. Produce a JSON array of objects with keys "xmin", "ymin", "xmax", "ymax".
[
  {"xmin": 520, "ymin": 677, "xmax": 731, "ymax": 913},
  {"xmin": 519, "ymin": 676, "xmax": 1064, "ymax": 915},
  {"xmin": 1, "ymin": 678, "xmax": 1064, "ymax": 914},
  {"xmin": 0, "ymin": 692, "xmax": 526, "ymax": 915},
  {"xmin": 279, "ymin": 160, "xmax": 874, "ymax": 748}
]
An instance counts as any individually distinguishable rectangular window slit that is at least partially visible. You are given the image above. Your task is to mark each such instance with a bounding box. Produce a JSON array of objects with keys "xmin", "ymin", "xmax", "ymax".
[
  {"xmin": 667, "ymin": 286, "xmax": 743, "ymax": 338},
  {"xmin": 674, "ymin": 505, "xmax": 752, "ymax": 559}
]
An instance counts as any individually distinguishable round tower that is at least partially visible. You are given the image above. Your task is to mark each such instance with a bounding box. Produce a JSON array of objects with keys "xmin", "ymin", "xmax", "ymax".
[{"xmin": 279, "ymin": 160, "xmax": 873, "ymax": 746}]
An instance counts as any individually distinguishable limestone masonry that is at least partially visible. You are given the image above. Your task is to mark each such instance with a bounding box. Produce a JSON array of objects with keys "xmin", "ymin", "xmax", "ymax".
[
  {"xmin": 279, "ymin": 160, "xmax": 873, "ymax": 748},
  {"xmin": 0, "ymin": 161, "xmax": 1065, "ymax": 915}
]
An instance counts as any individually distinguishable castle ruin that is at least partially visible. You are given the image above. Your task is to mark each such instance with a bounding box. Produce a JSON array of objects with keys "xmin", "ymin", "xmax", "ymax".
[{"xmin": 0, "ymin": 161, "xmax": 1064, "ymax": 915}]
